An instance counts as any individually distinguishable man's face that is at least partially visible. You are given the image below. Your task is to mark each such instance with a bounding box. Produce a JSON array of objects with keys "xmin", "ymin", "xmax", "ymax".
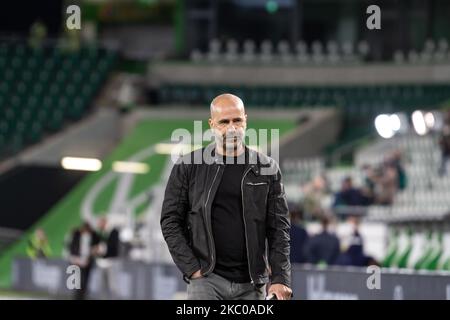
[
  {"xmin": 36, "ymin": 229, "xmax": 45, "ymax": 241},
  {"xmin": 209, "ymin": 104, "xmax": 247, "ymax": 153},
  {"xmin": 98, "ymin": 217, "xmax": 107, "ymax": 231},
  {"xmin": 342, "ymin": 179, "xmax": 352, "ymax": 190}
]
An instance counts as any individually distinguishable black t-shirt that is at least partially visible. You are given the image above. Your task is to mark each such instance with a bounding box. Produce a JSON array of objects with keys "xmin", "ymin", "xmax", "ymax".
[{"xmin": 211, "ymin": 152, "xmax": 251, "ymax": 283}]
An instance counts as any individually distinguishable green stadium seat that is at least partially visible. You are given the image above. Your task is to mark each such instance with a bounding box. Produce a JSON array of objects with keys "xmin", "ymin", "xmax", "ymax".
[
  {"xmin": 43, "ymin": 57, "xmax": 57, "ymax": 71},
  {"xmin": 0, "ymin": 134, "xmax": 5, "ymax": 150},
  {"xmin": 48, "ymin": 83, "xmax": 62, "ymax": 97},
  {"xmin": 0, "ymin": 42, "xmax": 8, "ymax": 56},
  {"xmin": 25, "ymin": 56, "xmax": 41, "ymax": 71},
  {"xmin": 0, "ymin": 82, "xmax": 8, "ymax": 96},
  {"xmin": 0, "ymin": 56, "xmax": 6, "ymax": 68},
  {"xmin": 64, "ymin": 84, "xmax": 77, "ymax": 99},
  {"xmin": 37, "ymin": 109, "xmax": 48, "ymax": 123},
  {"xmin": 55, "ymin": 70, "xmax": 68, "ymax": 84},
  {"xmin": 37, "ymin": 70, "xmax": 51, "ymax": 84},
  {"xmin": 67, "ymin": 98, "xmax": 86, "ymax": 120},
  {"xmin": 10, "ymin": 95, "xmax": 23, "ymax": 109},
  {"xmin": 47, "ymin": 110, "xmax": 64, "ymax": 131},
  {"xmin": 57, "ymin": 97, "xmax": 69, "ymax": 112},
  {"xmin": 3, "ymin": 69, "xmax": 16, "ymax": 82},
  {"xmin": 11, "ymin": 56, "xmax": 25, "ymax": 70},
  {"xmin": 31, "ymin": 83, "xmax": 45, "ymax": 98},
  {"xmin": 14, "ymin": 44, "xmax": 27, "ymax": 57},
  {"xmin": 27, "ymin": 122, "xmax": 43, "ymax": 143},
  {"xmin": 0, "ymin": 121, "xmax": 8, "ymax": 136},
  {"xmin": 10, "ymin": 134, "xmax": 24, "ymax": 154},
  {"xmin": 72, "ymin": 71, "xmax": 84, "ymax": 85}
]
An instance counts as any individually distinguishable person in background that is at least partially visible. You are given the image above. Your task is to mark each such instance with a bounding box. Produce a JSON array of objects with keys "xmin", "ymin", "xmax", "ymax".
[
  {"xmin": 302, "ymin": 174, "xmax": 331, "ymax": 220},
  {"xmin": 28, "ymin": 20, "xmax": 47, "ymax": 49},
  {"xmin": 95, "ymin": 216, "xmax": 121, "ymax": 299},
  {"xmin": 375, "ymin": 161, "xmax": 398, "ymax": 205},
  {"xmin": 26, "ymin": 228, "xmax": 52, "ymax": 259},
  {"xmin": 97, "ymin": 216, "xmax": 120, "ymax": 259},
  {"xmin": 289, "ymin": 203, "xmax": 309, "ymax": 264},
  {"xmin": 361, "ymin": 164, "xmax": 376, "ymax": 205},
  {"xmin": 68, "ymin": 221, "xmax": 101, "ymax": 300},
  {"xmin": 390, "ymin": 150, "xmax": 407, "ymax": 191},
  {"xmin": 438, "ymin": 124, "xmax": 450, "ymax": 176},
  {"xmin": 333, "ymin": 177, "xmax": 371, "ymax": 207},
  {"xmin": 336, "ymin": 216, "xmax": 377, "ymax": 267},
  {"xmin": 306, "ymin": 215, "xmax": 341, "ymax": 266}
]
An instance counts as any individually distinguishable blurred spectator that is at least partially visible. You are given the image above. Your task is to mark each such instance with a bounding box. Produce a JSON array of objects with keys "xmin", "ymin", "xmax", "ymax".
[
  {"xmin": 96, "ymin": 216, "xmax": 120, "ymax": 259},
  {"xmin": 302, "ymin": 174, "xmax": 331, "ymax": 219},
  {"xmin": 438, "ymin": 124, "xmax": 450, "ymax": 176},
  {"xmin": 336, "ymin": 216, "xmax": 378, "ymax": 267},
  {"xmin": 28, "ymin": 20, "xmax": 47, "ymax": 49},
  {"xmin": 289, "ymin": 203, "xmax": 309, "ymax": 264},
  {"xmin": 374, "ymin": 161, "xmax": 398, "ymax": 205},
  {"xmin": 67, "ymin": 221, "xmax": 101, "ymax": 300},
  {"xmin": 306, "ymin": 215, "xmax": 340, "ymax": 266},
  {"xmin": 390, "ymin": 150, "xmax": 407, "ymax": 190},
  {"xmin": 333, "ymin": 177, "xmax": 371, "ymax": 207},
  {"xmin": 26, "ymin": 228, "xmax": 52, "ymax": 259},
  {"xmin": 361, "ymin": 164, "xmax": 376, "ymax": 204},
  {"xmin": 96, "ymin": 216, "xmax": 121, "ymax": 299}
]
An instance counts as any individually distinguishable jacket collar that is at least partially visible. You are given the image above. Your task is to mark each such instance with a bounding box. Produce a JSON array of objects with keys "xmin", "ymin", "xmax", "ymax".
[{"xmin": 209, "ymin": 143, "xmax": 261, "ymax": 176}]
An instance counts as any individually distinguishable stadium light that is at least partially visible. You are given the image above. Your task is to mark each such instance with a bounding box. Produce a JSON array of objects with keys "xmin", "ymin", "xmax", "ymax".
[
  {"xmin": 112, "ymin": 161, "xmax": 150, "ymax": 174},
  {"xmin": 375, "ymin": 114, "xmax": 396, "ymax": 139},
  {"xmin": 424, "ymin": 112, "xmax": 435, "ymax": 129},
  {"xmin": 61, "ymin": 157, "xmax": 102, "ymax": 171},
  {"xmin": 412, "ymin": 110, "xmax": 428, "ymax": 136}
]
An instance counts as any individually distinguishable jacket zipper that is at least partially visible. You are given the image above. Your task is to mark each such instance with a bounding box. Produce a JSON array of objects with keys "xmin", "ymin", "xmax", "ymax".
[
  {"xmin": 241, "ymin": 166, "xmax": 255, "ymax": 285},
  {"xmin": 246, "ymin": 182, "xmax": 267, "ymax": 186},
  {"xmin": 203, "ymin": 165, "xmax": 221, "ymax": 276}
]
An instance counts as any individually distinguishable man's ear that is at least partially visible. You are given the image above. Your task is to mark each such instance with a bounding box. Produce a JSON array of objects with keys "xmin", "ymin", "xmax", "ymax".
[{"xmin": 208, "ymin": 118, "xmax": 213, "ymax": 128}]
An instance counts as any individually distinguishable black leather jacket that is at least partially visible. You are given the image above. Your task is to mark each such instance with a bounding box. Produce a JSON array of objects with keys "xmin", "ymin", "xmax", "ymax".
[{"xmin": 160, "ymin": 145, "xmax": 291, "ymax": 288}]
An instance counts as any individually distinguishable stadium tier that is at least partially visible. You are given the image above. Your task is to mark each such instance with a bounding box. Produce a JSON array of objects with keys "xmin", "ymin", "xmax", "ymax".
[
  {"xmin": 157, "ymin": 84, "xmax": 450, "ymax": 113},
  {"xmin": 0, "ymin": 40, "xmax": 117, "ymax": 158}
]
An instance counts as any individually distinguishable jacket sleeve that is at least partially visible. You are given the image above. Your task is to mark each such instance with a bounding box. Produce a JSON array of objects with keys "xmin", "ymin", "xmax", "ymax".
[
  {"xmin": 266, "ymin": 161, "xmax": 291, "ymax": 288},
  {"xmin": 160, "ymin": 162, "xmax": 201, "ymax": 279}
]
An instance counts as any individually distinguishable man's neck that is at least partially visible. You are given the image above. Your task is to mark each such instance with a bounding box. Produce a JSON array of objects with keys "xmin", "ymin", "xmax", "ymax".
[{"xmin": 216, "ymin": 144, "xmax": 245, "ymax": 157}]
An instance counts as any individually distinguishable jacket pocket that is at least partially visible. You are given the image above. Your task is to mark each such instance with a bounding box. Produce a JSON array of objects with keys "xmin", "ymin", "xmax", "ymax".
[
  {"xmin": 187, "ymin": 209, "xmax": 209, "ymax": 261},
  {"xmin": 244, "ymin": 182, "xmax": 269, "ymax": 222}
]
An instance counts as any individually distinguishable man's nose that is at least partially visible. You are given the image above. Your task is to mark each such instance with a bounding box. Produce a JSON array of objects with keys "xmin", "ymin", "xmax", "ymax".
[{"xmin": 226, "ymin": 123, "xmax": 237, "ymax": 132}]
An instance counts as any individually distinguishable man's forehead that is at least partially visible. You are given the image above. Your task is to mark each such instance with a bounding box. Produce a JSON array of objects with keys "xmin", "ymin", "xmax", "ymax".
[{"xmin": 212, "ymin": 106, "xmax": 245, "ymax": 118}]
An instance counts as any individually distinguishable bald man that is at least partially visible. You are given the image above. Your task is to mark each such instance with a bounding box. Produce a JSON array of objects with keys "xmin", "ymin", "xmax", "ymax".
[{"xmin": 161, "ymin": 94, "xmax": 292, "ymax": 300}]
